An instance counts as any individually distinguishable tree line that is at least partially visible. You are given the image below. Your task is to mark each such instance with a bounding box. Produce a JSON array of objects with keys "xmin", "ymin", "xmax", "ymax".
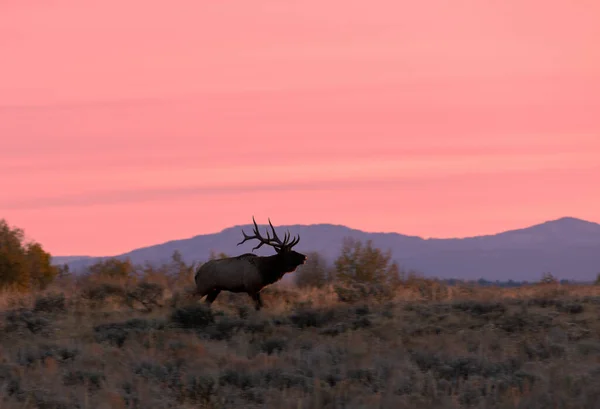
[
  {"xmin": 1, "ymin": 218, "xmax": 597, "ymax": 292},
  {"xmin": 0, "ymin": 218, "xmax": 405, "ymax": 292}
]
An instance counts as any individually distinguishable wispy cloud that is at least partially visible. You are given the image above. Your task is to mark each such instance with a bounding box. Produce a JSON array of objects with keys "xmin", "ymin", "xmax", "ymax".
[
  {"xmin": 4, "ymin": 160, "xmax": 599, "ymax": 211},
  {"xmin": 0, "ymin": 179, "xmax": 405, "ymax": 210}
]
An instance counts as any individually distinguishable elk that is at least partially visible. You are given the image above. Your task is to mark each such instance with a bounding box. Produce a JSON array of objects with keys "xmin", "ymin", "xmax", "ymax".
[{"xmin": 193, "ymin": 217, "xmax": 307, "ymax": 310}]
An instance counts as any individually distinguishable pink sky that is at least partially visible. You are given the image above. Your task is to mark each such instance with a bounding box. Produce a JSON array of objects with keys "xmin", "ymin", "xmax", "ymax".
[{"xmin": 1, "ymin": 0, "xmax": 599, "ymax": 256}]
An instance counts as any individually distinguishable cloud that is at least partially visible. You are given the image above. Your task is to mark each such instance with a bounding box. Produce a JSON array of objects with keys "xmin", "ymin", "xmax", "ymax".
[
  {"xmin": 4, "ymin": 160, "xmax": 600, "ymax": 211},
  {"xmin": 0, "ymin": 178, "xmax": 414, "ymax": 210}
]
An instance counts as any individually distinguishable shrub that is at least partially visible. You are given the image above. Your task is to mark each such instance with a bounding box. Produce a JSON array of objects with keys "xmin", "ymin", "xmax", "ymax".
[
  {"xmin": 3, "ymin": 308, "xmax": 50, "ymax": 335},
  {"xmin": 133, "ymin": 360, "xmax": 181, "ymax": 386},
  {"xmin": 170, "ymin": 305, "xmax": 215, "ymax": 329},
  {"xmin": 540, "ymin": 272, "xmax": 559, "ymax": 285},
  {"xmin": 33, "ymin": 293, "xmax": 67, "ymax": 314},
  {"xmin": 16, "ymin": 344, "xmax": 79, "ymax": 366},
  {"xmin": 63, "ymin": 369, "xmax": 106, "ymax": 391},
  {"xmin": 94, "ymin": 318, "xmax": 165, "ymax": 347},
  {"xmin": 178, "ymin": 372, "xmax": 218, "ymax": 404},
  {"xmin": 334, "ymin": 281, "xmax": 394, "ymax": 303},
  {"xmin": 260, "ymin": 337, "xmax": 287, "ymax": 355},
  {"xmin": 288, "ymin": 306, "xmax": 336, "ymax": 328},
  {"xmin": 87, "ymin": 257, "xmax": 136, "ymax": 279},
  {"xmin": 496, "ymin": 311, "xmax": 553, "ymax": 333},
  {"xmin": 207, "ymin": 315, "xmax": 245, "ymax": 340},
  {"xmin": 80, "ymin": 282, "xmax": 126, "ymax": 303},
  {"xmin": 347, "ymin": 368, "xmax": 384, "ymax": 392},
  {"xmin": 556, "ymin": 302, "xmax": 584, "ymax": 314},
  {"xmin": 576, "ymin": 340, "xmax": 600, "ymax": 356},
  {"xmin": 219, "ymin": 368, "xmax": 310, "ymax": 392},
  {"xmin": 125, "ymin": 281, "xmax": 165, "ymax": 312},
  {"xmin": 451, "ymin": 300, "xmax": 506, "ymax": 316}
]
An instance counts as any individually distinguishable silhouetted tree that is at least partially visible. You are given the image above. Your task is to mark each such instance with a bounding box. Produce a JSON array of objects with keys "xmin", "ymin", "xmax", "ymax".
[
  {"xmin": 0, "ymin": 219, "xmax": 58, "ymax": 291},
  {"xmin": 294, "ymin": 251, "xmax": 331, "ymax": 288},
  {"xmin": 57, "ymin": 263, "xmax": 71, "ymax": 279},
  {"xmin": 540, "ymin": 272, "xmax": 558, "ymax": 285},
  {"xmin": 334, "ymin": 237, "xmax": 401, "ymax": 287},
  {"xmin": 208, "ymin": 250, "xmax": 230, "ymax": 261},
  {"xmin": 87, "ymin": 257, "xmax": 135, "ymax": 279},
  {"xmin": 167, "ymin": 250, "xmax": 196, "ymax": 287},
  {"xmin": 25, "ymin": 242, "xmax": 58, "ymax": 290}
]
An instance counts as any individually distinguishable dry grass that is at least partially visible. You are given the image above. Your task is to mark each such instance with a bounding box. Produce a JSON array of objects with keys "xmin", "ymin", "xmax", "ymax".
[{"xmin": 1, "ymin": 276, "xmax": 600, "ymax": 408}]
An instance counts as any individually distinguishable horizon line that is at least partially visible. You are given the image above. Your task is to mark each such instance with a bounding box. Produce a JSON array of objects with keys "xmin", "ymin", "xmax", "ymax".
[{"xmin": 53, "ymin": 215, "xmax": 597, "ymax": 258}]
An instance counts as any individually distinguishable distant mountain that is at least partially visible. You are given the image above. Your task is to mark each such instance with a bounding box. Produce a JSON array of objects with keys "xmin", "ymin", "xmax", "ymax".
[
  {"xmin": 52, "ymin": 255, "xmax": 94, "ymax": 265},
  {"xmin": 54, "ymin": 217, "xmax": 600, "ymax": 282}
]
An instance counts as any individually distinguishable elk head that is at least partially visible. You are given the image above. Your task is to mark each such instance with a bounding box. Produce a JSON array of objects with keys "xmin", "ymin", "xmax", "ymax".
[{"xmin": 237, "ymin": 216, "xmax": 307, "ymax": 271}]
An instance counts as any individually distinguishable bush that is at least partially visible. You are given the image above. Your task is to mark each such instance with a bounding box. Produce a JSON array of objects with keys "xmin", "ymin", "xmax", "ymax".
[
  {"xmin": 16, "ymin": 344, "xmax": 79, "ymax": 366},
  {"xmin": 207, "ymin": 315, "xmax": 245, "ymax": 340},
  {"xmin": 94, "ymin": 318, "xmax": 165, "ymax": 347},
  {"xmin": 334, "ymin": 281, "xmax": 394, "ymax": 303},
  {"xmin": 219, "ymin": 368, "xmax": 310, "ymax": 392},
  {"xmin": 80, "ymin": 282, "xmax": 126, "ymax": 303},
  {"xmin": 170, "ymin": 305, "xmax": 215, "ymax": 329},
  {"xmin": 33, "ymin": 293, "xmax": 67, "ymax": 314},
  {"xmin": 87, "ymin": 257, "xmax": 136, "ymax": 279},
  {"xmin": 63, "ymin": 369, "xmax": 106, "ymax": 391},
  {"xmin": 125, "ymin": 281, "xmax": 165, "ymax": 311},
  {"xmin": 496, "ymin": 311, "xmax": 553, "ymax": 333},
  {"xmin": 178, "ymin": 372, "xmax": 218, "ymax": 404},
  {"xmin": 576, "ymin": 340, "xmax": 600, "ymax": 356},
  {"xmin": 556, "ymin": 302, "xmax": 584, "ymax": 314},
  {"xmin": 288, "ymin": 306, "xmax": 336, "ymax": 328},
  {"xmin": 3, "ymin": 308, "xmax": 51, "ymax": 335},
  {"xmin": 540, "ymin": 272, "xmax": 559, "ymax": 285},
  {"xmin": 451, "ymin": 300, "xmax": 506, "ymax": 316},
  {"xmin": 260, "ymin": 337, "xmax": 287, "ymax": 355}
]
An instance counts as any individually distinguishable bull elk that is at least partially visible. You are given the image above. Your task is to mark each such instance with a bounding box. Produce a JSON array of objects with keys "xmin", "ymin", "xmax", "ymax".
[{"xmin": 194, "ymin": 217, "xmax": 307, "ymax": 310}]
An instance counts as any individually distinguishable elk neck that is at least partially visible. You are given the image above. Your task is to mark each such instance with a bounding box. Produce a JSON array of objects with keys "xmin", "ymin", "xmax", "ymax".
[{"xmin": 258, "ymin": 253, "xmax": 293, "ymax": 285}]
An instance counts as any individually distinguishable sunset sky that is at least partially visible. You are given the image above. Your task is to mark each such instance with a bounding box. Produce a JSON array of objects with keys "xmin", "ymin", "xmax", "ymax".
[{"xmin": 1, "ymin": 0, "xmax": 599, "ymax": 256}]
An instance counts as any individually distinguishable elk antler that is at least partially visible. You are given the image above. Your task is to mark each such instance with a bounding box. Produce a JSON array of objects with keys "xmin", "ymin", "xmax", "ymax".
[
  {"xmin": 265, "ymin": 218, "xmax": 300, "ymax": 249},
  {"xmin": 237, "ymin": 216, "xmax": 300, "ymax": 251},
  {"xmin": 237, "ymin": 216, "xmax": 273, "ymax": 251}
]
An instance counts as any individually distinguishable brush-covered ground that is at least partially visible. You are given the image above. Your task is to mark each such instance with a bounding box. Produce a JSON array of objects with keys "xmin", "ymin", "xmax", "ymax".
[{"xmin": 1, "ymin": 276, "xmax": 600, "ymax": 409}]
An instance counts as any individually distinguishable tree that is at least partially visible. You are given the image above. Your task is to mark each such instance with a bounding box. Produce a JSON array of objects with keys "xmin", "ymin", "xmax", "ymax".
[
  {"xmin": 166, "ymin": 250, "xmax": 196, "ymax": 287},
  {"xmin": 25, "ymin": 242, "xmax": 58, "ymax": 290},
  {"xmin": 0, "ymin": 219, "xmax": 58, "ymax": 291},
  {"xmin": 56, "ymin": 263, "xmax": 71, "ymax": 279},
  {"xmin": 208, "ymin": 250, "xmax": 229, "ymax": 260},
  {"xmin": 0, "ymin": 219, "xmax": 28, "ymax": 291},
  {"xmin": 294, "ymin": 251, "xmax": 331, "ymax": 288},
  {"xmin": 540, "ymin": 272, "xmax": 558, "ymax": 285},
  {"xmin": 88, "ymin": 257, "xmax": 135, "ymax": 279},
  {"xmin": 334, "ymin": 237, "xmax": 401, "ymax": 287}
]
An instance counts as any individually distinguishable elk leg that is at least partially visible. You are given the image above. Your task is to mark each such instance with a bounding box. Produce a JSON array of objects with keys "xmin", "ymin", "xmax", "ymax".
[
  {"xmin": 205, "ymin": 289, "xmax": 221, "ymax": 305},
  {"xmin": 250, "ymin": 292, "xmax": 263, "ymax": 311}
]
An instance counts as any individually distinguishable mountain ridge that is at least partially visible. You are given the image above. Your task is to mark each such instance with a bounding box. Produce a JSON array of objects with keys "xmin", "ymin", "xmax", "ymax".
[{"xmin": 53, "ymin": 216, "xmax": 600, "ymax": 281}]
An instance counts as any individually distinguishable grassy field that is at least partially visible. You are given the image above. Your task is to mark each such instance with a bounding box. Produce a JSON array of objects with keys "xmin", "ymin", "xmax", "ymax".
[{"xmin": 1, "ymin": 276, "xmax": 600, "ymax": 409}]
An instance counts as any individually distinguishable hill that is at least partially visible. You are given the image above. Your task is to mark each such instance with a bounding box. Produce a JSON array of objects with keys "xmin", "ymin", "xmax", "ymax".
[{"xmin": 54, "ymin": 217, "xmax": 600, "ymax": 282}]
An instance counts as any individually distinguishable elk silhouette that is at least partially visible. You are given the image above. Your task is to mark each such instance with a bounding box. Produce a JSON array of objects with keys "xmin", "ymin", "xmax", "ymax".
[{"xmin": 193, "ymin": 217, "xmax": 307, "ymax": 310}]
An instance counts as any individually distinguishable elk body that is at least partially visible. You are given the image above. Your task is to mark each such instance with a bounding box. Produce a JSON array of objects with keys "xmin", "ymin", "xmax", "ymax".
[{"xmin": 194, "ymin": 217, "xmax": 307, "ymax": 310}]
